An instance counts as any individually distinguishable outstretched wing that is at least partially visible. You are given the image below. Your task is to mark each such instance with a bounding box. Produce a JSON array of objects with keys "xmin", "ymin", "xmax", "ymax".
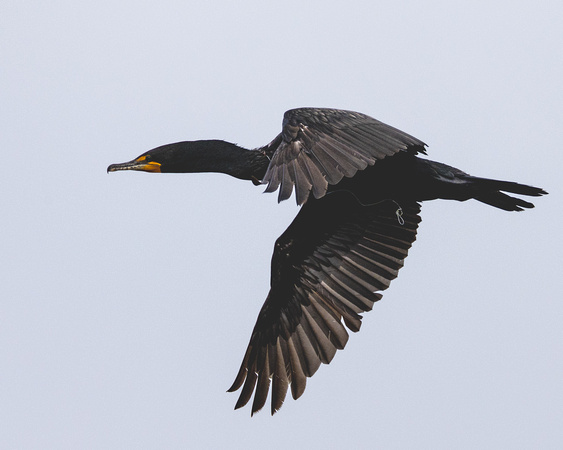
[
  {"xmin": 228, "ymin": 193, "xmax": 422, "ymax": 415},
  {"xmin": 261, "ymin": 108, "xmax": 427, "ymax": 205}
]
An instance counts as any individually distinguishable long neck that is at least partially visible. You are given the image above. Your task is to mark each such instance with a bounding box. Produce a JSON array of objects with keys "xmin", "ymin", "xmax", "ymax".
[{"xmin": 166, "ymin": 140, "xmax": 270, "ymax": 181}]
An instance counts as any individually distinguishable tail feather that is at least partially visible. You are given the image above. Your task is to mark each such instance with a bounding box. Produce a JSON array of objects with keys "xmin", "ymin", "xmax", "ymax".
[
  {"xmin": 470, "ymin": 177, "xmax": 547, "ymax": 211},
  {"xmin": 471, "ymin": 177, "xmax": 547, "ymax": 197}
]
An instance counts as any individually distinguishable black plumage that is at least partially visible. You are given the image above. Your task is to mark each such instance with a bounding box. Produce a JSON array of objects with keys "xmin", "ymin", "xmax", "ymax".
[{"xmin": 107, "ymin": 107, "xmax": 546, "ymax": 415}]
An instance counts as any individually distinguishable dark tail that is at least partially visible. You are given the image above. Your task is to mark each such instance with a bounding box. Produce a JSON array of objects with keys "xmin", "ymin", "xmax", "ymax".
[{"xmin": 470, "ymin": 177, "xmax": 547, "ymax": 211}]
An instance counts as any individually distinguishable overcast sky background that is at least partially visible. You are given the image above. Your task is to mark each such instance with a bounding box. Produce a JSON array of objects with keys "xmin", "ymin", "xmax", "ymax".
[{"xmin": 1, "ymin": 1, "xmax": 562, "ymax": 448}]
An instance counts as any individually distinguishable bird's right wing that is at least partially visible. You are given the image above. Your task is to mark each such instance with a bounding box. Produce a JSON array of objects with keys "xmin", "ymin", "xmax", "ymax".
[
  {"xmin": 261, "ymin": 108, "xmax": 427, "ymax": 205},
  {"xmin": 228, "ymin": 193, "xmax": 421, "ymax": 415}
]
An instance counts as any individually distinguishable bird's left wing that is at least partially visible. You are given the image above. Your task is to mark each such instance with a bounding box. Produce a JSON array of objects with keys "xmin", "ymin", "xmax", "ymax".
[
  {"xmin": 261, "ymin": 108, "xmax": 427, "ymax": 205},
  {"xmin": 228, "ymin": 193, "xmax": 421, "ymax": 415}
]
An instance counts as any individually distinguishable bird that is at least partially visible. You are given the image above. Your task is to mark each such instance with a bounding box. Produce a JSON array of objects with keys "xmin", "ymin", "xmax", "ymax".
[{"xmin": 107, "ymin": 107, "xmax": 546, "ymax": 415}]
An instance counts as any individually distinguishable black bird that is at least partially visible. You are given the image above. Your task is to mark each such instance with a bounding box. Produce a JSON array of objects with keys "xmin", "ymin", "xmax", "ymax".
[{"xmin": 108, "ymin": 108, "xmax": 546, "ymax": 415}]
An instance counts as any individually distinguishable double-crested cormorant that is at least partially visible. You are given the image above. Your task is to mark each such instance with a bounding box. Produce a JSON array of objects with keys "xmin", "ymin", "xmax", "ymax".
[{"xmin": 108, "ymin": 108, "xmax": 546, "ymax": 415}]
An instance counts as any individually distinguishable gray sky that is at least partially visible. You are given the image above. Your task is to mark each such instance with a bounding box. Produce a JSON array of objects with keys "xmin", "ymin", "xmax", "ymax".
[{"xmin": 1, "ymin": 1, "xmax": 562, "ymax": 448}]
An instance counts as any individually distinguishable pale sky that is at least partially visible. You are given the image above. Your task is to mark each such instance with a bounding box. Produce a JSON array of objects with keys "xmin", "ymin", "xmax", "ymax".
[{"xmin": 1, "ymin": 1, "xmax": 562, "ymax": 448}]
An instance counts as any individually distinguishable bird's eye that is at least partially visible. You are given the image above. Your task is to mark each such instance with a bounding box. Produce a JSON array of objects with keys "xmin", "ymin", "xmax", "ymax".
[{"xmin": 144, "ymin": 155, "xmax": 152, "ymax": 162}]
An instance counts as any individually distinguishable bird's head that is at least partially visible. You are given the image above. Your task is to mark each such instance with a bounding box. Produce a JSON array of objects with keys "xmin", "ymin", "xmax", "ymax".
[{"xmin": 107, "ymin": 142, "xmax": 194, "ymax": 174}]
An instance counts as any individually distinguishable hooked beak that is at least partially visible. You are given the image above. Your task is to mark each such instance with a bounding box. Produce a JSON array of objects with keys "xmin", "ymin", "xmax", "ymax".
[{"xmin": 107, "ymin": 156, "xmax": 161, "ymax": 173}]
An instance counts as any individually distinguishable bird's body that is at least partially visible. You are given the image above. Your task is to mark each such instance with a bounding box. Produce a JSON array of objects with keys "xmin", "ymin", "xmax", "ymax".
[{"xmin": 108, "ymin": 107, "xmax": 546, "ymax": 415}]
